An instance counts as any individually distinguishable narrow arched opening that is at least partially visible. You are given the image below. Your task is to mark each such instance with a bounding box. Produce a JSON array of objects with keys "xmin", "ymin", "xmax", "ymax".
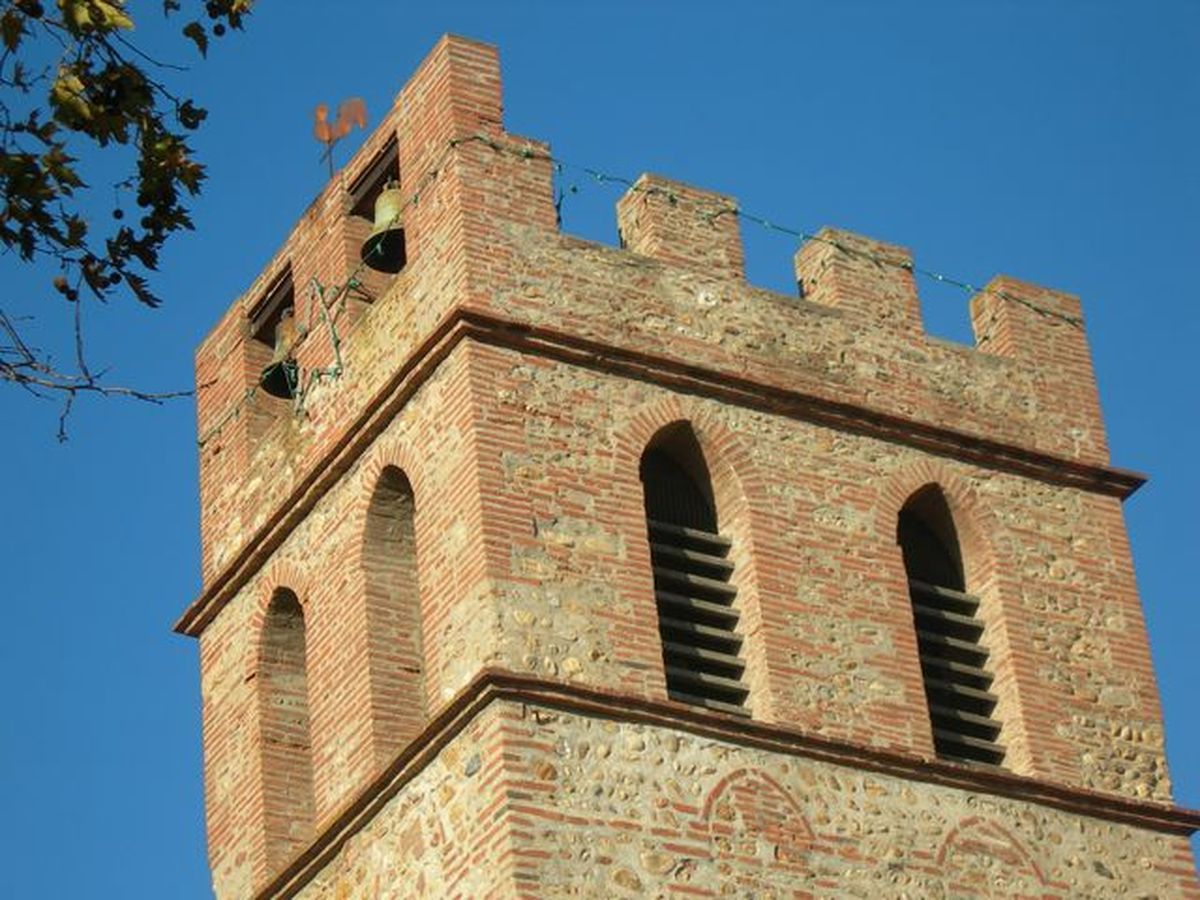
[
  {"xmin": 899, "ymin": 486, "xmax": 1004, "ymax": 766},
  {"xmin": 641, "ymin": 423, "xmax": 749, "ymax": 716},
  {"xmin": 258, "ymin": 587, "xmax": 315, "ymax": 867},
  {"xmin": 363, "ymin": 466, "xmax": 425, "ymax": 760}
]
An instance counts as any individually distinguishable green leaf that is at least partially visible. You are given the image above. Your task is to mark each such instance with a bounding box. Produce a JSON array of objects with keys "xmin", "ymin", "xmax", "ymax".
[{"xmin": 182, "ymin": 21, "xmax": 207, "ymax": 57}]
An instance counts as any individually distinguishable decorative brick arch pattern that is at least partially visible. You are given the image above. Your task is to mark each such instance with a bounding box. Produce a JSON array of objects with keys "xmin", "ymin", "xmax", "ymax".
[
  {"xmin": 877, "ymin": 461, "xmax": 1037, "ymax": 776},
  {"xmin": 354, "ymin": 437, "xmax": 431, "ymax": 768},
  {"xmin": 935, "ymin": 817, "xmax": 1057, "ymax": 897},
  {"xmin": 613, "ymin": 395, "xmax": 778, "ymax": 720},
  {"xmin": 252, "ymin": 573, "xmax": 317, "ymax": 877},
  {"xmin": 698, "ymin": 767, "xmax": 816, "ymax": 891}
]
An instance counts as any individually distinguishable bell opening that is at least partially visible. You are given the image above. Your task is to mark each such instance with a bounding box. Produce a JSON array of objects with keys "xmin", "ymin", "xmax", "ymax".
[
  {"xmin": 361, "ymin": 228, "xmax": 407, "ymax": 273},
  {"xmin": 248, "ymin": 268, "xmax": 295, "ymax": 348},
  {"xmin": 350, "ymin": 142, "xmax": 406, "ymax": 275},
  {"xmin": 348, "ymin": 137, "xmax": 399, "ymax": 219},
  {"xmin": 260, "ymin": 359, "xmax": 299, "ymax": 400}
]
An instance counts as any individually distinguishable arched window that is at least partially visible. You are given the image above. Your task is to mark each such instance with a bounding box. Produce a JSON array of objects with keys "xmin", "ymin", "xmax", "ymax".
[
  {"xmin": 898, "ymin": 487, "xmax": 1004, "ymax": 766},
  {"xmin": 259, "ymin": 588, "xmax": 315, "ymax": 868},
  {"xmin": 640, "ymin": 424, "xmax": 749, "ymax": 716},
  {"xmin": 363, "ymin": 466, "xmax": 425, "ymax": 760}
]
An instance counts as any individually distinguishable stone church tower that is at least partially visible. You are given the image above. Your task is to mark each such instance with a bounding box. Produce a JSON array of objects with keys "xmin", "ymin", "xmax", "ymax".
[{"xmin": 176, "ymin": 35, "xmax": 1199, "ymax": 899}]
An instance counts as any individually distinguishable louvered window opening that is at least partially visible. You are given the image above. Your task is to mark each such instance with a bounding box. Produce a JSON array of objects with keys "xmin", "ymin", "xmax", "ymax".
[
  {"xmin": 899, "ymin": 492, "xmax": 1006, "ymax": 769},
  {"xmin": 642, "ymin": 448, "xmax": 750, "ymax": 717}
]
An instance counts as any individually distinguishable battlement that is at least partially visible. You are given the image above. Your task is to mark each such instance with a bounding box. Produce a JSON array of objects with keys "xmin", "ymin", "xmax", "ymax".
[{"xmin": 182, "ymin": 36, "xmax": 1192, "ymax": 900}]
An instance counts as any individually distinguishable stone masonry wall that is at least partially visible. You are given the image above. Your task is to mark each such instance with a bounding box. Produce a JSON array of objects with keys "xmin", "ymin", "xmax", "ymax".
[
  {"xmin": 199, "ymin": 348, "xmax": 499, "ymax": 896},
  {"xmin": 196, "ymin": 339, "xmax": 1177, "ymax": 897},
  {"xmin": 193, "ymin": 37, "xmax": 1109, "ymax": 590},
  {"xmin": 491, "ymin": 701, "xmax": 1197, "ymax": 899},
  {"xmin": 294, "ymin": 703, "xmax": 516, "ymax": 900},
  {"xmin": 292, "ymin": 699, "xmax": 1198, "ymax": 899}
]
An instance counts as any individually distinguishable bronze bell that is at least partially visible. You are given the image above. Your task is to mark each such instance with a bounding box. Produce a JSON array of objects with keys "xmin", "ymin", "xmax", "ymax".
[
  {"xmin": 360, "ymin": 180, "xmax": 407, "ymax": 273},
  {"xmin": 260, "ymin": 309, "xmax": 299, "ymax": 399}
]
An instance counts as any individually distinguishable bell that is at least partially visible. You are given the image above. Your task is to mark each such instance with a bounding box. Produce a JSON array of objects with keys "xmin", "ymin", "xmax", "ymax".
[
  {"xmin": 360, "ymin": 180, "xmax": 407, "ymax": 273},
  {"xmin": 260, "ymin": 309, "xmax": 299, "ymax": 399}
]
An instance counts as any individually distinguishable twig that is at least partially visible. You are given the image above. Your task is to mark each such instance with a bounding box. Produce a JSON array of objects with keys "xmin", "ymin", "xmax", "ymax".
[{"xmin": 1, "ymin": 307, "xmax": 197, "ymax": 440}]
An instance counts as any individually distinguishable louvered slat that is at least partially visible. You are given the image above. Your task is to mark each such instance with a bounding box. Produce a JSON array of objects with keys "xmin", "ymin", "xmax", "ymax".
[
  {"xmin": 922, "ymin": 677, "xmax": 999, "ymax": 712},
  {"xmin": 928, "ymin": 704, "xmax": 1003, "ymax": 739},
  {"xmin": 647, "ymin": 519, "xmax": 732, "ymax": 552},
  {"xmin": 652, "ymin": 566, "xmax": 739, "ymax": 600},
  {"xmin": 649, "ymin": 542, "xmax": 736, "ymax": 576},
  {"xmin": 667, "ymin": 689, "xmax": 751, "ymax": 718},
  {"xmin": 665, "ymin": 666, "xmax": 750, "ymax": 699},
  {"xmin": 655, "ymin": 590, "xmax": 740, "ymax": 624},
  {"xmin": 662, "ymin": 640, "xmax": 746, "ymax": 676},
  {"xmin": 932, "ymin": 729, "xmax": 1006, "ymax": 766},
  {"xmin": 919, "ymin": 655, "xmax": 994, "ymax": 690},
  {"xmin": 914, "ymin": 629, "xmax": 991, "ymax": 665},
  {"xmin": 909, "ymin": 579, "xmax": 980, "ymax": 614},
  {"xmin": 658, "ymin": 616, "xmax": 743, "ymax": 653},
  {"xmin": 912, "ymin": 604, "xmax": 985, "ymax": 640}
]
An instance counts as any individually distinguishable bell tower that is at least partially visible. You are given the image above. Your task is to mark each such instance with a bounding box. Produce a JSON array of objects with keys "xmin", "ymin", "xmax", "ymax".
[{"xmin": 177, "ymin": 35, "xmax": 1199, "ymax": 899}]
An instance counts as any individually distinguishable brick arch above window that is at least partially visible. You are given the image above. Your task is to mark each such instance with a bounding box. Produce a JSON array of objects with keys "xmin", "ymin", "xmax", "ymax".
[
  {"xmin": 614, "ymin": 396, "xmax": 768, "ymax": 513},
  {"xmin": 355, "ymin": 435, "xmax": 434, "ymax": 514},
  {"xmin": 698, "ymin": 767, "xmax": 815, "ymax": 880},
  {"xmin": 876, "ymin": 461, "xmax": 1002, "ymax": 591},
  {"xmin": 612, "ymin": 397, "xmax": 774, "ymax": 573},
  {"xmin": 248, "ymin": 560, "xmax": 315, "ymax": 663}
]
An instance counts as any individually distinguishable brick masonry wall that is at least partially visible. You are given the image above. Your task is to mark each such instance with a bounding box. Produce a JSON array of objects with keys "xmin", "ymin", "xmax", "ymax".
[
  {"xmin": 193, "ymin": 39, "xmax": 1107, "ymax": 590},
  {"xmin": 198, "ymin": 348, "xmax": 498, "ymax": 896},
  {"xmin": 258, "ymin": 589, "xmax": 316, "ymax": 872},
  {"xmin": 184, "ymin": 34, "xmax": 1195, "ymax": 898}
]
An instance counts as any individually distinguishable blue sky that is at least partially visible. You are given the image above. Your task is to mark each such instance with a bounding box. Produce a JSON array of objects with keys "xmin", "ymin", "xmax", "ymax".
[{"xmin": 1, "ymin": 2, "xmax": 1196, "ymax": 895}]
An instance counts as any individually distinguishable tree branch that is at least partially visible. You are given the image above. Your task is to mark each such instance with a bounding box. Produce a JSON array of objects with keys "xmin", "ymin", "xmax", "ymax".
[{"xmin": 0, "ymin": 306, "xmax": 197, "ymax": 440}]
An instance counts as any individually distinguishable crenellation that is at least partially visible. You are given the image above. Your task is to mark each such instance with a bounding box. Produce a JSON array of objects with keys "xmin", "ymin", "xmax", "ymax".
[
  {"xmin": 971, "ymin": 275, "xmax": 1109, "ymax": 463},
  {"xmin": 795, "ymin": 226, "xmax": 923, "ymax": 332},
  {"xmin": 616, "ymin": 174, "xmax": 745, "ymax": 279}
]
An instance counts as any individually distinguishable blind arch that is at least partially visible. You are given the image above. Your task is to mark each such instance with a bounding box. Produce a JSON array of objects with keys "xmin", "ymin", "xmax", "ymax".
[{"xmin": 258, "ymin": 587, "xmax": 315, "ymax": 868}]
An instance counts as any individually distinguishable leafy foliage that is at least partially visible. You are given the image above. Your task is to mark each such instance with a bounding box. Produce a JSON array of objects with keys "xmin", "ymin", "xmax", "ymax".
[{"xmin": 0, "ymin": 0, "xmax": 251, "ymax": 407}]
